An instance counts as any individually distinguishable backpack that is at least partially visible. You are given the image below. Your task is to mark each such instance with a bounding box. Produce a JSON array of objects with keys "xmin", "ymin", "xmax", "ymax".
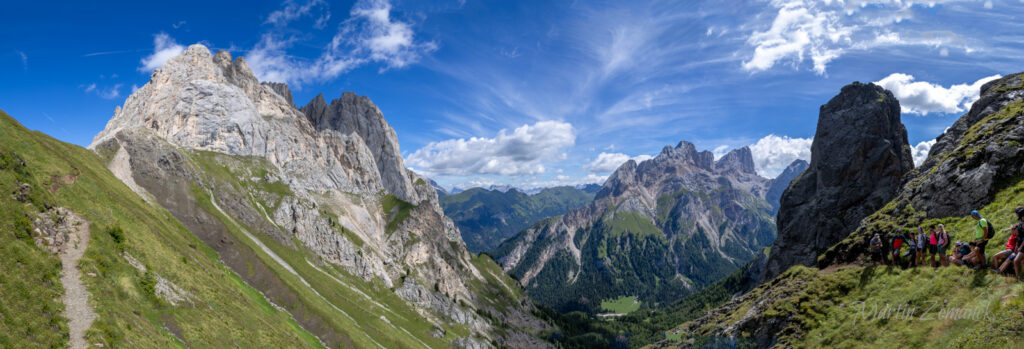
[{"xmin": 985, "ymin": 221, "xmax": 995, "ymax": 240}]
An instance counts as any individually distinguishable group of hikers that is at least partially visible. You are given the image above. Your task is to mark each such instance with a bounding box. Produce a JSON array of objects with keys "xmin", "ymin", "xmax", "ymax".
[{"xmin": 867, "ymin": 207, "xmax": 1024, "ymax": 278}]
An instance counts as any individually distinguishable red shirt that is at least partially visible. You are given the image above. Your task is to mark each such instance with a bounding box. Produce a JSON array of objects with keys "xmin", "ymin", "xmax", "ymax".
[{"xmin": 1007, "ymin": 234, "xmax": 1018, "ymax": 250}]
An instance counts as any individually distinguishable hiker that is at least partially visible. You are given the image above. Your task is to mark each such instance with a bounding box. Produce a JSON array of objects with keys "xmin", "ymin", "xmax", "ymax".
[
  {"xmin": 906, "ymin": 231, "xmax": 919, "ymax": 268},
  {"xmin": 964, "ymin": 211, "xmax": 991, "ymax": 268},
  {"xmin": 891, "ymin": 230, "xmax": 907, "ymax": 267},
  {"xmin": 992, "ymin": 224, "xmax": 1019, "ymax": 270},
  {"xmin": 916, "ymin": 227, "xmax": 928, "ymax": 267},
  {"xmin": 870, "ymin": 233, "xmax": 884, "ymax": 266},
  {"xmin": 950, "ymin": 241, "xmax": 972, "ymax": 266},
  {"xmin": 1013, "ymin": 207, "xmax": 1024, "ymax": 277},
  {"xmin": 936, "ymin": 224, "xmax": 950, "ymax": 267},
  {"xmin": 996, "ymin": 224, "xmax": 1023, "ymax": 274},
  {"xmin": 927, "ymin": 225, "xmax": 939, "ymax": 267}
]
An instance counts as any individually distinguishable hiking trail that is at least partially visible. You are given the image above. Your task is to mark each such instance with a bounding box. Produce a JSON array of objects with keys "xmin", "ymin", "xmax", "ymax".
[{"xmin": 60, "ymin": 214, "xmax": 96, "ymax": 349}]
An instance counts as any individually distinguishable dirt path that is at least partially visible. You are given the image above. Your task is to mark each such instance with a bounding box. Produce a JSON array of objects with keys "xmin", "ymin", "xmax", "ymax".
[{"xmin": 60, "ymin": 213, "xmax": 96, "ymax": 349}]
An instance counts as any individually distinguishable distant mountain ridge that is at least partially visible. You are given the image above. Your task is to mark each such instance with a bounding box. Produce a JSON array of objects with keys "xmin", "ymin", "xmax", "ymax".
[
  {"xmin": 492, "ymin": 141, "xmax": 778, "ymax": 312},
  {"xmin": 440, "ymin": 186, "xmax": 597, "ymax": 253}
]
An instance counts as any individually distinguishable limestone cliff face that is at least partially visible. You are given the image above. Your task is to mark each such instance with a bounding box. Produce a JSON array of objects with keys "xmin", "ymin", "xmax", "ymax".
[
  {"xmin": 492, "ymin": 142, "xmax": 777, "ymax": 311},
  {"xmin": 90, "ymin": 44, "xmax": 546, "ymax": 348},
  {"xmin": 763, "ymin": 82, "xmax": 913, "ymax": 280}
]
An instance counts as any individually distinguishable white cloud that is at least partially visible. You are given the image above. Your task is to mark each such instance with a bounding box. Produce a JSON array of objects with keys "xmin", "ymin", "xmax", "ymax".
[
  {"xmin": 584, "ymin": 152, "xmax": 653, "ymax": 173},
  {"xmin": 246, "ymin": 0, "xmax": 434, "ymax": 86},
  {"xmin": 912, "ymin": 139, "xmax": 936, "ymax": 166},
  {"xmin": 139, "ymin": 33, "xmax": 185, "ymax": 72},
  {"xmin": 744, "ymin": 0, "xmax": 980, "ymax": 74},
  {"xmin": 245, "ymin": 33, "xmax": 359, "ymax": 86},
  {"xmin": 407, "ymin": 121, "xmax": 576, "ymax": 176},
  {"xmin": 348, "ymin": 0, "xmax": 437, "ymax": 70},
  {"xmin": 82, "ymin": 83, "xmax": 122, "ymax": 99},
  {"xmin": 265, "ymin": 0, "xmax": 330, "ymax": 28},
  {"xmin": 874, "ymin": 73, "xmax": 1002, "ymax": 115},
  {"xmin": 712, "ymin": 145, "xmax": 730, "ymax": 160},
  {"xmin": 744, "ymin": 2, "xmax": 851, "ymax": 75},
  {"xmin": 748, "ymin": 134, "xmax": 812, "ymax": 178},
  {"xmin": 16, "ymin": 51, "xmax": 27, "ymax": 70}
]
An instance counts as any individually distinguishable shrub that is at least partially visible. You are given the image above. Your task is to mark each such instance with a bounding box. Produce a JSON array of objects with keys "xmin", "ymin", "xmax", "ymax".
[
  {"xmin": 139, "ymin": 270, "xmax": 157, "ymax": 300},
  {"xmin": 107, "ymin": 226, "xmax": 126, "ymax": 251}
]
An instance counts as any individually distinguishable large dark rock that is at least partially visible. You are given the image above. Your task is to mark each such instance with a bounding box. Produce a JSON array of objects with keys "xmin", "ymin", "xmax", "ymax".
[
  {"xmin": 764, "ymin": 82, "xmax": 913, "ymax": 280},
  {"xmin": 764, "ymin": 159, "xmax": 809, "ymax": 215},
  {"xmin": 821, "ymin": 72, "xmax": 1024, "ymax": 266}
]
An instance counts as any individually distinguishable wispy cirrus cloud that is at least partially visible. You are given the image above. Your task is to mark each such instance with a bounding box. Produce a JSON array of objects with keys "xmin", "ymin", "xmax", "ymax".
[
  {"xmin": 245, "ymin": 0, "xmax": 436, "ymax": 86},
  {"xmin": 265, "ymin": 0, "xmax": 330, "ymax": 28},
  {"xmin": 743, "ymin": 0, "xmax": 988, "ymax": 75},
  {"xmin": 16, "ymin": 50, "xmax": 27, "ymax": 70}
]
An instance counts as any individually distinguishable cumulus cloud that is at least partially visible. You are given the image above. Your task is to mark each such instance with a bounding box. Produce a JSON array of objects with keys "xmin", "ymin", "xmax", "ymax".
[
  {"xmin": 585, "ymin": 152, "xmax": 653, "ymax": 173},
  {"xmin": 912, "ymin": 139, "xmax": 936, "ymax": 166},
  {"xmin": 748, "ymin": 134, "xmax": 813, "ymax": 178},
  {"xmin": 407, "ymin": 121, "xmax": 576, "ymax": 176},
  {"xmin": 247, "ymin": 0, "xmax": 434, "ymax": 86},
  {"xmin": 139, "ymin": 33, "xmax": 185, "ymax": 72},
  {"xmin": 745, "ymin": 0, "xmax": 980, "ymax": 74},
  {"xmin": 873, "ymin": 73, "xmax": 1002, "ymax": 115}
]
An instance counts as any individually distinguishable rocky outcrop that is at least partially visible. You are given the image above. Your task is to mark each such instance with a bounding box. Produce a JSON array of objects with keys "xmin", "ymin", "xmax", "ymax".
[
  {"xmin": 764, "ymin": 82, "xmax": 913, "ymax": 280},
  {"xmin": 764, "ymin": 160, "xmax": 809, "ymax": 215},
  {"xmin": 90, "ymin": 44, "xmax": 546, "ymax": 347},
  {"xmin": 493, "ymin": 142, "xmax": 777, "ymax": 311},
  {"xmin": 902, "ymin": 72, "xmax": 1024, "ymax": 217},
  {"xmin": 821, "ymin": 72, "xmax": 1024, "ymax": 266}
]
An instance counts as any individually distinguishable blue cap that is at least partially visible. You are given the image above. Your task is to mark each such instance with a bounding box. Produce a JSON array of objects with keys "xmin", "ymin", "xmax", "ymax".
[{"xmin": 971, "ymin": 210, "xmax": 980, "ymax": 217}]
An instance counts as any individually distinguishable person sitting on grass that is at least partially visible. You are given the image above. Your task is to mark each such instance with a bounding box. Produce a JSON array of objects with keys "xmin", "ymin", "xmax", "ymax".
[
  {"xmin": 891, "ymin": 230, "xmax": 907, "ymax": 267},
  {"xmin": 936, "ymin": 224, "xmax": 950, "ymax": 267},
  {"xmin": 964, "ymin": 211, "xmax": 990, "ymax": 268},
  {"xmin": 997, "ymin": 224, "xmax": 1023, "ymax": 275},
  {"xmin": 993, "ymin": 224, "xmax": 1020, "ymax": 270},
  {"xmin": 870, "ymin": 233, "xmax": 884, "ymax": 267},
  {"xmin": 950, "ymin": 241, "xmax": 972, "ymax": 267}
]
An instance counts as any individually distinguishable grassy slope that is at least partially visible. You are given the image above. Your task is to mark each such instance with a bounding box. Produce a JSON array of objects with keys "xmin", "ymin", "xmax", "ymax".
[
  {"xmin": 0, "ymin": 111, "xmax": 321, "ymax": 348},
  {"xmin": 676, "ymin": 265, "xmax": 1024, "ymax": 348},
  {"xmin": 667, "ymin": 160, "xmax": 1024, "ymax": 348},
  {"xmin": 186, "ymin": 150, "xmax": 520, "ymax": 348}
]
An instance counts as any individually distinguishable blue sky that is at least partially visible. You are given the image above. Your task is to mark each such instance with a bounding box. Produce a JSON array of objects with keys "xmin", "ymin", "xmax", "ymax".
[{"xmin": 2, "ymin": 0, "xmax": 1024, "ymax": 190}]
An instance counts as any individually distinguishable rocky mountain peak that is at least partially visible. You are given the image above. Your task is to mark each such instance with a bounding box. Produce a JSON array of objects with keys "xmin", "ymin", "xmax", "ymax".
[
  {"xmin": 299, "ymin": 91, "xmax": 417, "ymax": 202},
  {"xmin": 715, "ymin": 146, "xmax": 757, "ymax": 175},
  {"xmin": 763, "ymin": 81, "xmax": 912, "ymax": 280}
]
